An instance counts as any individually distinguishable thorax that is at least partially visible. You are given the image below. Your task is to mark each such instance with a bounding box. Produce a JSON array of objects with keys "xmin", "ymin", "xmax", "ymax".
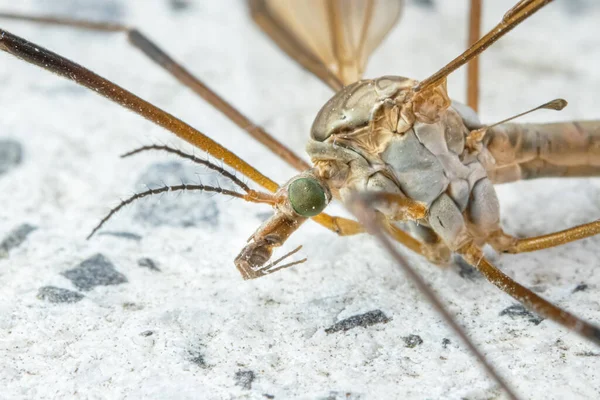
[{"xmin": 306, "ymin": 76, "xmax": 493, "ymax": 211}]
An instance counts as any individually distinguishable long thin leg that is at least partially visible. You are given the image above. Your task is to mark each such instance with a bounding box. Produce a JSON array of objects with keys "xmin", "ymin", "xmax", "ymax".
[
  {"xmin": 460, "ymin": 243, "xmax": 600, "ymax": 347},
  {"xmin": 357, "ymin": 191, "xmax": 452, "ymax": 263},
  {"xmin": 0, "ymin": 15, "xmax": 374, "ymax": 239},
  {"xmin": 0, "ymin": 12, "xmax": 311, "ymax": 172},
  {"xmin": 348, "ymin": 193, "xmax": 519, "ymax": 400},
  {"xmin": 489, "ymin": 221, "xmax": 600, "ymax": 253},
  {"xmin": 466, "ymin": 0, "xmax": 482, "ymax": 112},
  {"xmin": 0, "ymin": 28, "xmax": 366, "ymax": 237},
  {"xmin": 356, "ymin": 190, "xmax": 600, "ymax": 347}
]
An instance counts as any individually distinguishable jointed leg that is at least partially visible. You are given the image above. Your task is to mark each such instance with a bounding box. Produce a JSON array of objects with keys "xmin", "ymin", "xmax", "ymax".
[
  {"xmin": 348, "ymin": 192, "xmax": 519, "ymax": 400},
  {"xmin": 354, "ymin": 189, "xmax": 600, "ymax": 347},
  {"xmin": 0, "ymin": 25, "xmax": 362, "ymax": 239},
  {"xmin": 460, "ymin": 243, "xmax": 600, "ymax": 347},
  {"xmin": 0, "ymin": 12, "xmax": 311, "ymax": 172},
  {"xmin": 466, "ymin": 0, "xmax": 482, "ymax": 112},
  {"xmin": 357, "ymin": 191, "xmax": 451, "ymax": 263},
  {"xmin": 489, "ymin": 220, "xmax": 600, "ymax": 254},
  {"xmin": 0, "ymin": 23, "xmax": 426, "ymax": 268}
]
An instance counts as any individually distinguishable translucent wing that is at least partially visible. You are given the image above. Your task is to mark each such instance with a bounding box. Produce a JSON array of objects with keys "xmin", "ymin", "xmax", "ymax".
[{"xmin": 249, "ymin": 0, "xmax": 404, "ymax": 91}]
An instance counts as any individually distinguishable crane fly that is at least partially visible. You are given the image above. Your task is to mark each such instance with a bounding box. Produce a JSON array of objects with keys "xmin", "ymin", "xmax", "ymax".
[{"xmin": 0, "ymin": 1, "xmax": 599, "ymax": 398}]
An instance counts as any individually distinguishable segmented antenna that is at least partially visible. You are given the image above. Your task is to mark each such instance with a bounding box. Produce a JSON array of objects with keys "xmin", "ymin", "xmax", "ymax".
[
  {"xmin": 347, "ymin": 192, "xmax": 519, "ymax": 400},
  {"xmin": 88, "ymin": 147, "xmax": 277, "ymax": 239},
  {"xmin": 87, "ymin": 183, "xmax": 250, "ymax": 240},
  {"xmin": 122, "ymin": 145, "xmax": 251, "ymax": 192}
]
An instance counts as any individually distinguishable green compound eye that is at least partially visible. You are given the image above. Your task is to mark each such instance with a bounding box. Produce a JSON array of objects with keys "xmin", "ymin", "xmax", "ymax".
[{"xmin": 288, "ymin": 177, "xmax": 327, "ymax": 217}]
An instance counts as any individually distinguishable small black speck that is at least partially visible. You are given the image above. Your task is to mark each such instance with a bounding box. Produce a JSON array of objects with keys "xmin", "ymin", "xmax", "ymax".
[
  {"xmin": 122, "ymin": 302, "xmax": 143, "ymax": 311},
  {"xmin": 0, "ymin": 223, "xmax": 37, "ymax": 258},
  {"xmin": 323, "ymin": 391, "xmax": 359, "ymax": 400},
  {"xmin": 263, "ymin": 395, "xmax": 275, "ymax": 399},
  {"xmin": 403, "ymin": 334, "xmax": 423, "ymax": 348},
  {"xmin": 37, "ymin": 286, "xmax": 84, "ymax": 303},
  {"xmin": 573, "ymin": 283, "xmax": 588, "ymax": 293},
  {"xmin": 454, "ymin": 255, "xmax": 480, "ymax": 280},
  {"xmin": 62, "ymin": 254, "xmax": 127, "ymax": 291},
  {"xmin": 442, "ymin": 338, "xmax": 451, "ymax": 349},
  {"xmin": 499, "ymin": 304, "xmax": 544, "ymax": 325},
  {"xmin": 592, "ymin": 327, "xmax": 600, "ymax": 344},
  {"xmin": 234, "ymin": 370, "xmax": 255, "ymax": 390},
  {"xmin": 140, "ymin": 330, "xmax": 154, "ymax": 337},
  {"xmin": 325, "ymin": 310, "xmax": 390, "ymax": 334},
  {"xmin": 98, "ymin": 231, "xmax": 142, "ymax": 241},
  {"xmin": 189, "ymin": 350, "xmax": 207, "ymax": 368},
  {"xmin": 138, "ymin": 257, "xmax": 161, "ymax": 272}
]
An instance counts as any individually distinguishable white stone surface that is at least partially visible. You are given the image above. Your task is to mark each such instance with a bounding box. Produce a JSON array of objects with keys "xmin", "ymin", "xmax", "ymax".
[{"xmin": 0, "ymin": 1, "xmax": 599, "ymax": 399}]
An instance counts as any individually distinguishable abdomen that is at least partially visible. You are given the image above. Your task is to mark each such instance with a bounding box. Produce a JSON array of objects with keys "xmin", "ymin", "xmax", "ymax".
[{"xmin": 485, "ymin": 121, "xmax": 600, "ymax": 183}]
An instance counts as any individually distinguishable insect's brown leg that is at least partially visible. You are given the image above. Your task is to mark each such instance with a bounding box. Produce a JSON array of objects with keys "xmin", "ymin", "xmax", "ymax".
[
  {"xmin": 339, "ymin": 191, "xmax": 454, "ymax": 263},
  {"xmin": 460, "ymin": 243, "xmax": 600, "ymax": 346},
  {"xmin": 416, "ymin": 0, "xmax": 554, "ymax": 94},
  {"xmin": 357, "ymin": 191, "xmax": 452, "ymax": 263},
  {"xmin": 384, "ymin": 223, "xmax": 425, "ymax": 257},
  {"xmin": 0, "ymin": 12, "xmax": 311, "ymax": 172},
  {"xmin": 466, "ymin": 0, "xmax": 482, "ymax": 112},
  {"xmin": 488, "ymin": 221, "xmax": 600, "ymax": 254},
  {"xmin": 311, "ymin": 214, "xmax": 365, "ymax": 236},
  {"xmin": 0, "ymin": 27, "xmax": 362, "ymax": 237},
  {"xmin": 348, "ymin": 194, "xmax": 520, "ymax": 400}
]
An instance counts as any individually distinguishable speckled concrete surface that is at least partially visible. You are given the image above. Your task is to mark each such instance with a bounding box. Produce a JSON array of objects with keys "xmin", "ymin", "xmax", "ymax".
[{"xmin": 1, "ymin": 1, "xmax": 599, "ymax": 399}]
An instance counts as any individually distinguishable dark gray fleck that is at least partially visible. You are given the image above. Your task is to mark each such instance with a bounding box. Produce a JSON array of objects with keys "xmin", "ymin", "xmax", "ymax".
[
  {"xmin": 561, "ymin": 0, "xmax": 596, "ymax": 15},
  {"xmin": 442, "ymin": 338, "xmax": 451, "ymax": 349},
  {"xmin": 575, "ymin": 351, "xmax": 600, "ymax": 357},
  {"xmin": 37, "ymin": 286, "xmax": 84, "ymax": 303},
  {"xmin": 234, "ymin": 370, "xmax": 255, "ymax": 390},
  {"xmin": 0, "ymin": 224, "xmax": 37, "ymax": 258},
  {"xmin": 189, "ymin": 350, "xmax": 207, "ymax": 368},
  {"xmin": 138, "ymin": 257, "xmax": 161, "ymax": 272},
  {"xmin": 140, "ymin": 330, "xmax": 154, "ymax": 337},
  {"xmin": 0, "ymin": 139, "xmax": 22, "ymax": 176},
  {"xmin": 169, "ymin": 0, "xmax": 191, "ymax": 11},
  {"xmin": 403, "ymin": 334, "xmax": 423, "ymax": 348},
  {"xmin": 593, "ymin": 327, "xmax": 600, "ymax": 344},
  {"xmin": 412, "ymin": 0, "xmax": 435, "ymax": 8},
  {"xmin": 573, "ymin": 283, "xmax": 588, "ymax": 293},
  {"xmin": 122, "ymin": 302, "xmax": 143, "ymax": 311},
  {"xmin": 98, "ymin": 231, "xmax": 142, "ymax": 241},
  {"xmin": 499, "ymin": 304, "xmax": 544, "ymax": 325},
  {"xmin": 33, "ymin": 0, "xmax": 124, "ymax": 20},
  {"xmin": 135, "ymin": 161, "xmax": 220, "ymax": 228},
  {"xmin": 325, "ymin": 310, "xmax": 390, "ymax": 334},
  {"xmin": 454, "ymin": 255, "xmax": 480, "ymax": 280},
  {"xmin": 263, "ymin": 395, "xmax": 275, "ymax": 399},
  {"xmin": 61, "ymin": 254, "xmax": 127, "ymax": 291},
  {"xmin": 322, "ymin": 391, "xmax": 361, "ymax": 400}
]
